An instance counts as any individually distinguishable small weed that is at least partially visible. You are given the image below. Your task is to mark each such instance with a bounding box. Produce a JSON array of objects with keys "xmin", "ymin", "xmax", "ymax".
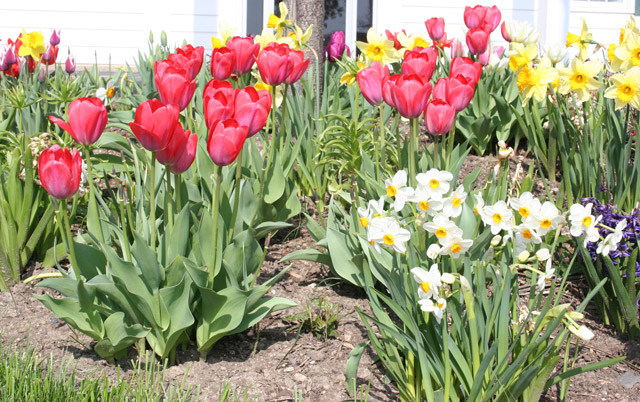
[{"xmin": 284, "ymin": 295, "xmax": 342, "ymax": 342}]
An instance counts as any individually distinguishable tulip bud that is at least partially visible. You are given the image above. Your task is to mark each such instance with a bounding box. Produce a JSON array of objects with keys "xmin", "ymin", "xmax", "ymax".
[
  {"xmin": 50, "ymin": 29, "xmax": 61, "ymax": 46},
  {"xmin": 42, "ymin": 46, "xmax": 53, "ymax": 62},
  {"xmin": 518, "ymin": 250, "xmax": 530, "ymax": 262},
  {"xmin": 65, "ymin": 55, "xmax": 76, "ymax": 74},
  {"xmin": 161, "ymin": 30, "xmax": 168, "ymax": 47},
  {"xmin": 425, "ymin": 17, "xmax": 445, "ymax": 42},
  {"xmin": 3, "ymin": 46, "xmax": 16, "ymax": 66},
  {"xmin": 38, "ymin": 66, "xmax": 46, "ymax": 82},
  {"xmin": 536, "ymin": 248, "xmax": 551, "ymax": 261},
  {"xmin": 451, "ymin": 40, "xmax": 465, "ymax": 58},
  {"xmin": 501, "ymin": 21, "xmax": 511, "ymax": 42}
]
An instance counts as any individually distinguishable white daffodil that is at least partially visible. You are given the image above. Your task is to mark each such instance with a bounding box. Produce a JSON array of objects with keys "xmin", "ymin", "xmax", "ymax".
[
  {"xmin": 505, "ymin": 20, "xmax": 540, "ymax": 45},
  {"xmin": 536, "ymin": 263, "xmax": 555, "ymax": 292},
  {"xmin": 536, "ymin": 248, "xmax": 551, "ymax": 261},
  {"xmin": 411, "ymin": 264, "xmax": 442, "ymax": 300},
  {"xmin": 526, "ymin": 201, "xmax": 564, "ymax": 236},
  {"xmin": 509, "ymin": 192, "xmax": 542, "ymax": 220},
  {"xmin": 613, "ymin": 219, "xmax": 627, "ymax": 243},
  {"xmin": 426, "ymin": 243, "xmax": 441, "ymax": 259},
  {"xmin": 416, "ymin": 169, "xmax": 453, "ymax": 200},
  {"xmin": 418, "ymin": 297, "xmax": 447, "ymax": 324},
  {"xmin": 596, "ymin": 233, "xmax": 619, "ymax": 257},
  {"xmin": 568, "ymin": 325, "xmax": 595, "ymax": 341},
  {"xmin": 544, "ymin": 43, "xmax": 568, "ymax": 65},
  {"xmin": 423, "ymin": 214, "xmax": 463, "ymax": 245},
  {"xmin": 568, "ymin": 203, "xmax": 601, "ymax": 245},
  {"xmin": 357, "ymin": 205, "xmax": 372, "ymax": 229},
  {"xmin": 438, "ymin": 236, "xmax": 473, "ymax": 259},
  {"xmin": 368, "ymin": 196, "xmax": 386, "ymax": 217},
  {"xmin": 473, "ymin": 193, "xmax": 486, "ymax": 220},
  {"xmin": 368, "ymin": 216, "xmax": 411, "ymax": 254},
  {"xmin": 412, "ymin": 187, "xmax": 443, "ymax": 216},
  {"xmin": 514, "ymin": 223, "xmax": 542, "ymax": 245},
  {"xmin": 441, "ymin": 185, "xmax": 467, "ymax": 218},
  {"xmin": 385, "ymin": 170, "xmax": 415, "ymax": 212},
  {"xmin": 482, "ymin": 201, "xmax": 514, "ymax": 234}
]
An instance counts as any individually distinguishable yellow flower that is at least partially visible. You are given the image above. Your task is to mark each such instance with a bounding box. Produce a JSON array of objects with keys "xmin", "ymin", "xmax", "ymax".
[
  {"xmin": 558, "ymin": 59, "xmax": 603, "ymax": 102},
  {"xmin": 339, "ymin": 60, "xmax": 366, "ymax": 87},
  {"xmin": 609, "ymin": 44, "xmax": 617, "ymax": 63},
  {"xmin": 396, "ymin": 32, "xmax": 430, "ymax": 56},
  {"xmin": 267, "ymin": 2, "xmax": 292, "ymax": 36},
  {"xmin": 509, "ymin": 43, "xmax": 538, "ymax": 72},
  {"xmin": 613, "ymin": 31, "xmax": 640, "ymax": 71},
  {"xmin": 518, "ymin": 57, "xmax": 558, "ymax": 103},
  {"xmin": 356, "ymin": 28, "xmax": 400, "ymax": 65},
  {"xmin": 17, "ymin": 29, "xmax": 46, "ymax": 60},
  {"xmin": 255, "ymin": 28, "xmax": 295, "ymax": 50},
  {"xmin": 211, "ymin": 22, "xmax": 236, "ymax": 48},
  {"xmin": 566, "ymin": 19, "xmax": 592, "ymax": 61},
  {"xmin": 288, "ymin": 24, "xmax": 313, "ymax": 50},
  {"xmin": 604, "ymin": 66, "xmax": 640, "ymax": 110}
]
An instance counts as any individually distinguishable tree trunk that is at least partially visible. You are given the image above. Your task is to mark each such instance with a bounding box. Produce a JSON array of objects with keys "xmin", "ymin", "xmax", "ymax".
[{"xmin": 286, "ymin": 0, "xmax": 325, "ymax": 95}]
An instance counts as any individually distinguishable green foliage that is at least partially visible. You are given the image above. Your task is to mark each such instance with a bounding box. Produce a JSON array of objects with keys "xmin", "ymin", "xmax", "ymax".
[{"xmin": 284, "ymin": 295, "xmax": 342, "ymax": 341}]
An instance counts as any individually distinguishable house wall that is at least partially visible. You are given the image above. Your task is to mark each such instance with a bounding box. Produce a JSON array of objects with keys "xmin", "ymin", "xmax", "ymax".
[
  {"xmin": 0, "ymin": 0, "xmax": 220, "ymax": 65},
  {"xmin": 568, "ymin": 1, "xmax": 638, "ymax": 51}
]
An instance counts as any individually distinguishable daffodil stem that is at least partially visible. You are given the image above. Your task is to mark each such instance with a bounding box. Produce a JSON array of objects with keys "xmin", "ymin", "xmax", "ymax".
[
  {"xmin": 229, "ymin": 146, "xmax": 243, "ymax": 241},
  {"xmin": 149, "ymin": 153, "xmax": 157, "ymax": 247},
  {"xmin": 60, "ymin": 199, "xmax": 79, "ymax": 279},
  {"xmin": 443, "ymin": 311, "xmax": 451, "ymax": 402},
  {"xmin": 409, "ymin": 118, "xmax": 418, "ymax": 187},
  {"xmin": 433, "ymin": 135, "xmax": 440, "ymax": 171},
  {"xmin": 209, "ymin": 165, "xmax": 222, "ymax": 286},
  {"xmin": 373, "ymin": 107, "xmax": 380, "ymax": 182}
]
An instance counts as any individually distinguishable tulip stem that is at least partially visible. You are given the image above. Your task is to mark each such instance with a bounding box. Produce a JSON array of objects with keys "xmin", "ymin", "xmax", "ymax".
[
  {"xmin": 379, "ymin": 105, "xmax": 386, "ymax": 177},
  {"xmin": 59, "ymin": 200, "xmax": 80, "ymax": 279},
  {"xmin": 165, "ymin": 167, "xmax": 173, "ymax": 234},
  {"xmin": 175, "ymin": 173, "xmax": 182, "ymax": 213},
  {"xmin": 209, "ymin": 165, "xmax": 222, "ymax": 286},
  {"xmin": 229, "ymin": 146, "xmax": 243, "ymax": 242},
  {"xmin": 279, "ymin": 84, "xmax": 289, "ymax": 154},
  {"xmin": 266, "ymin": 86, "xmax": 278, "ymax": 175},
  {"xmin": 445, "ymin": 117, "xmax": 456, "ymax": 171},
  {"xmin": 433, "ymin": 135, "xmax": 440, "ymax": 171},
  {"xmin": 409, "ymin": 118, "xmax": 418, "ymax": 187},
  {"xmin": 84, "ymin": 145, "xmax": 104, "ymax": 244},
  {"xmin": 149, "ymin": 153, "xmax": 157, "ymax": 247}
]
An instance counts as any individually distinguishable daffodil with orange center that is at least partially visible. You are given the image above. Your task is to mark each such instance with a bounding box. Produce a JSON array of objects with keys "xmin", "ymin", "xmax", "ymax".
[
  {"xmin": 613, "ymin": 31, "xmax": 640, "ymax": 71},
  {"xmin": 356, "ymin": 28, "xmax": 400, "ymax": 65},
  {"xmin": 509, "ymin": 43, "xmax": 538, "ymax": 72},
  {"xmin": 604, "ymin": 66, "xmax": 640, "ymax": 110},
  {"xmin": 566, "ymin": 18, "xmax": 592, "ymax": 61},
  {"xmin": 558, "ymin": 59, "xmax": 603, "ymax": 102}
]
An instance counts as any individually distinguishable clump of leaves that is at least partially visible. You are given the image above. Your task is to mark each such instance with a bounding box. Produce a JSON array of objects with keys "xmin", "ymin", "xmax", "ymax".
[{"xmin": 284, "ymin": 295, "xmax": 342, "ymax": 341}]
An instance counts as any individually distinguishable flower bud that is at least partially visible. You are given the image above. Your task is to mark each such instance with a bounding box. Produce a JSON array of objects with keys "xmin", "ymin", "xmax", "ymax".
[
  {"xmin": 536, "ymin": 248, "xmax": 551, "ymax": 261},
  {"xmin": 50, "ymin": 29, "xmax": 61, "ymax": 46},
  {"xmin": 161, "ymin": 30, "xmax": 168, "ymax": 47},
  {"xmin": 427, "ymin": 243, "xmax": 441, "ymax": 259},
  {"xmin": 65, "ymin": 55, "xmax": 76, "ymax": 74},
  {"xmin": 441, "ymin": 273, "xmax": 455, "ymax": 284},
  {"xmin": 568, "ymin": 325, "xmax": 594, "ymax": 341},
  {"xmin": 566, "ymin": 311, "xmax": 584, "ymax": 320},
  {"xmin": 518, "ymin": 250, "xmax": 530, "ymax": 262},
  {"xmin": 491, "ymin": 235, "xmax": 502, "ymax": 246},
  {"xmin": 149, "ymin": 30, "xmax": 154, "ymax": 44}
]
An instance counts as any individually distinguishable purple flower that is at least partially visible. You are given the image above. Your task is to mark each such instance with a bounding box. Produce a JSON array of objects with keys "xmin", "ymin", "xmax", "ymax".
[
  {"xmin": 50, "ymin": 29, "xmax": 61, "ymax": 46},
  {"xmin": 325, "ymin": 31, "xmax": 350, "ymax": 62}
]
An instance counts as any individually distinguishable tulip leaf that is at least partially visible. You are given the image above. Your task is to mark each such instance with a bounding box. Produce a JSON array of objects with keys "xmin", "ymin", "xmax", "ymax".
[
  {"xmin": 222, "ymin": 229, "xmax": 263, "ymax": 286},
  {"xmin": 275, "ymin": 179, "xmax": 301, "ymax": 222},
  {"xmin": 35, "ymin": 295, "xmax": 104, "ymax": 340},
  {"xmin": 196, "ymin": 286, "xmax": 248, "ymax": 353},
  {"xmin": 166, "ymin": 205, "xmax": 190, "ymax": 266},
  {"xmin": 230, "ymin": 296, "xmax": 296, "ymax": 337},
  {"xmin": 263, "ymin": 155, "xmax": 286, "ymax": 204},
  {"xmin": 94, "ymin": 312, "xmax": 149, "ymax": 361}
]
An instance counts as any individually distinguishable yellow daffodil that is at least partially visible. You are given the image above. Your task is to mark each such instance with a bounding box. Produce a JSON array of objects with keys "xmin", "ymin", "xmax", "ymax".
[
  {"xmin": 17, "ymin": 29, "xmax": 46, "ymax": 60},
  {"xmin": 613, "ymin": 31, "xmax": 640, "ymax": 71},
  {"xmin": 620, "ymin": 16, "xmax": 640, "ymax": 44},
  {"xmin": 211, "ymin": 22, "xmax": 236, "ymax": 48},
  {"xmin": 255, "ymin": 28, "xmax": 295, "ymax": 50},
  {"xmin": 566, "ymin": 19, "xmax": 592, "ymax": 61},
  {"xmin": 509, "ymin": 43, "xmax": 538, "ymax": 72},
  {"xmin": 517, "ymin": 57, "xmax": 558, "ymax": 103},
  {"xmin": 340, "ymin": 60, "xmax": 366, "ymax": 87},
  {"xmin": 609, "ymin": 44, "xmax": 618, "ymax": 63},
  {"xmin": 356, "ymin": 28, "xmax": 400, "ymax": 65},
  {"xmin": 252, "ymin": 73, "xmax": 283, "ymax": 106},
  {"xmin": 396, "ymin": 32, "xmax": 430, "ymax": 56},
  {"xmin": 288, "ymin": 24, "xmax": 313, "ymax": 50},
  {"xmin": 558, "ymin": 59, "xmax": 603, "ymax": 102},
  {"xmin": 267, "ymin": 1, "xmax": 292, "ymax": 36},
  {"xmin": 604, "ymin": 66, "xmax": 640, "ymax": 110}
]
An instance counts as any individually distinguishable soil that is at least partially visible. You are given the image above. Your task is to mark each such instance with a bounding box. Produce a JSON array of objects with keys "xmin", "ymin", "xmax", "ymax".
[{"xmin": 0, "ymin": 154, "xmax": 638, "ymax": 401}]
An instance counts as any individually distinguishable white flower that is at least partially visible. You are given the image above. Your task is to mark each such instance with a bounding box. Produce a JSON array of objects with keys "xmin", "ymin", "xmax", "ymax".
[
  {"xmin": 536, "ymin": 263, "xmax": 555, "ymax": 292},
  {"xmin": 357, "ymin": 205, "xmax": 372, "ymax": 229},
  {"xmin": 368, "ymin": 217, "xmax": 411, "ymax": 254},
  {"xmin": 509, "ymin": 192, "xmax": 542, "ymax": 220},
  {"xmin": 513, "ymin": 223, "xmax": 542, "ymax": 244},
  {"xmin": 473, "ymin": 193, "xmax": 486, "ymax": 219},
  {"xmin": 423, "ymin": 214, "xmax": 463, "ymax": 245},
  {"xmin": 438, "ymin": 236, "xmax": 473, "ymax": 259},
  {"xmin": 490, "ymin": 235, "xmax": 502, "ymax": 246},
  {"xmin": 526, "ymin": 201, "xmax": 564, "ymax": 236},
  {"xmin": 416, "ymin": 169, "xmax": 453, "ymax": 200},
  {"xmin": 411, "ymin": 187, "xmax": 443, "ymax": 216},
  {"xmin": 384, "ymin": 170, "xmax": 414, "ymax": 212},
  {"xmin": 369, "ymin": 196, "xmax": 386, "ymax": 217},
  {"xmin": 596, "ymin": 233, "xmax": 619, "ymax": 257},
  {"xmin": 518, "ymin": 250, "xmax": 531, "ymax": 262},
  {"xmin": 418, "ymin": 297, "xmax": 447, "ymax": 324},
  {"xmin": 96, "ymin": 87, "xmax": 108, "ymax": 103},
  {"xmin": 441, "ymin": 185, "xmax": 467, "ymax": 218},
  {"xmin": 544, "ymin": 43, "xmax": 567, "ymax": 65},
  {"xmin": 505, "ymin": 20, "xmax": 540, "ymax": 45},
  {"xmin": 482, "ymin": 201, "xmax": 514, "ymax": 234},
  {"xmin": 568, "ymin": 325, "xmax": 594, "ymax": 341},
  {"xmin": 441, "ymin": 273, "xmax": 455, "ymax": 284},
  {"xmin": 536, "ymin": 248, "xmax": 551, "ymax": 261},
  {"xmin": 411, "ymin": 264, "xmax": 442, "ymax": 300},
  {"xmin": 569, "ymin": 203, "xmax": 595, "ymax": 237},
  {"xmin": 613, "ymin": 219, "xmax": 627, "ymax": 243},
  {"xmin": 426, "ymin": 243, "xmax": 441, "ymax": 259}
]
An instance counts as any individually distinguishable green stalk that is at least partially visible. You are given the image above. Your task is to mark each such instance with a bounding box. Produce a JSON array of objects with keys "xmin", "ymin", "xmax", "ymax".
[
  {"xmin": 460, "ymin": 276, "xmax": 481, "ymax": 376},
  {"xmin": 266, "ymin": 85, "xmax": 279, "ymax": 177},
  {"xmin": 229, "ymin": 145, "xmax": 244, "ymax": 241},
  {"xmin": 84, "ymin": 145, "xmax": 104, "ymax": 244},
  {"xmin": 208, "ymin": 165, "xmax": 222, "ymax": 286},
  {"xmin": 165, "ymin": 167, "xmax": 173, "ymax": 234},
  {"xmin": 445, "ymin": 117, "xmax": 457, "ymax": 171},
  {"xmin": 379, "ymin": 105, "xmax": 386, "ymax": 175},
  {"xmin": 443, "ymin": 311, "xmax": 451, "ymax": 402},
  {"xmin": 373, "ymin": 107, "xmax": 380, "ymax": 181},
  {"xmin": 118, "ymin": 193, "xmax": 131, "ymax": 262},
  {"xmin": 60, "ymin": 200, "xmax": 79, "ymax": 279},
  {"xmin": 175, "ymin": 173, "xmax": 182, "ymax": 213},
  {"xmin": 409, "ymin": 118, "xmax": 418, "ymax": 187},
  {"xmin": 279, "ymin": 84, "xmax": 289, "ymax": 154},
  {"xmin": 149, "ymin": 153, "xmax": 157, "ymax": 247}
]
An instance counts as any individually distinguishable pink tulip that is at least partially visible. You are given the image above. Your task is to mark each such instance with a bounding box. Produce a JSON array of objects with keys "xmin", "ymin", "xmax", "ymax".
[
  {"xmin": 484, "ymin": 6, "xmax": 502, "ymax": 32},
  {"xmin": 157, "ymin": 122, "xmax": 191, "ymax": 167},
  {"xmin": 226, "ymin": 36, "xmax": 260, "ymax": 75},
  {"xmin": 402, "ymin": 47, "xmax": 437, "ymax": 80},
  {"xmin": 447, "ymin": 75, "xmax": 475, "ymax": 111},
  {"xmin": 501, "ymin": 21, "xmax": 511, "ymax": 42},
  {"xmin": 387, "ymin": 74, "xmax": 433, "ymax": 119},
  {"xmin": 154, "ymin": 60, "xmax": 196, "ymax": 111},
  {"xmin": 171, "ymin": 132, "xmax": 198, "ymax": 174},
  {"xmin": 425, "ymin": 99, "xmax": 456, "ymax": 135},
  {"xmin": 450, "ymin": 40, "xmax": 466, "ymax": 58},
  {"xmin": 203, "ymin": 79, "xmax": 236, "ymax": 130},
  {"xmin": 357, "ymin": 61, "xmax": 389, "ymax": 106},
  {"xmin": 207, "ymin": 119, "xmax": 248, "ymax": 166},
  {"xmin": 425, "ymin": 18, "xmax": 445, "ymax": 42},
  {"xmin": 284, "ymin": 48, "xmax": 310, "ymax": 85},
  {"xmin": 49, "ymin": 97, "xmax": 107, "ymax": 145},
  {"xmin": 170, "ymin": 44, "xmax": 205, "ymax": 80},
  {"xmin": 129, "ymin": 99, "xmax": 180, "ymax": 152},
  {"xmin": 234, "ymin": 87, "xmax": 272, "ymax": 137},
  {"xmin": 450, "ymin": 57, "xmax": 482, "ymax": 86},
  {"xmin": 466, "ymin": 28, "xmax": 490, "ymax": 55},
  {"xmin": 38, "ymin": 145, "xmax": 82, "ymax": 200},
  {"xmin": 464, "ymin": 5, "xmax": 487, "ymax": 29},
  {"xmin": 210, "ymin": 47, "xmax": 235, "ymax": 80}
]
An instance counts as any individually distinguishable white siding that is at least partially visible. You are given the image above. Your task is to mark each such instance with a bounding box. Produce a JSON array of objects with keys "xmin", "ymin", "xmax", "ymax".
[
  {"xmin": 569, "ymin": 1, "xmax": 638, "ymax": 50},
  {"xmin": 0, "ymin": 0, "xmax": 219, "ymax": 65}
]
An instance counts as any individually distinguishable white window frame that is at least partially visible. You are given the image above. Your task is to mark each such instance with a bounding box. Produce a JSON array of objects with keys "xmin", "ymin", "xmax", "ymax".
[{"xmin": 571, "ymin": 0, "xmax": 635, "ymax": 14}]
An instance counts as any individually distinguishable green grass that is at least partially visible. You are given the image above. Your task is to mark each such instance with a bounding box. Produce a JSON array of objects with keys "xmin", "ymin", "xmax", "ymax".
[{"xmin": 0, "ymin": 342, "xmax": 199, "ymax": 401}]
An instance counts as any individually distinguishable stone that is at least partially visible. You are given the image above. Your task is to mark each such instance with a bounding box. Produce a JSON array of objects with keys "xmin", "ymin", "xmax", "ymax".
[{"xmin": 617, "ymin": 371, "xmax": 640, "ymax": 389}]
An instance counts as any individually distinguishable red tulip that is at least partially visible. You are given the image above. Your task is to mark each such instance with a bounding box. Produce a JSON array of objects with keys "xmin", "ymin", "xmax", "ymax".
[
  {"xmin": 433, "ymin": 32, "xmax": 454, "ymax": 49},
  {"xmin": 38, "ymin": 145, "xmax": 82, "ymax": 200},
  {"xmin": 234, "ymin": 87, "xmax": 272, "ymax": 137},
  {"xmin": 285, "ymin": 48, "xmax": 310, "ymax": 85},
  {"xmin": 424, "ymin": 99, "xmax": 456, "ymax": 135},
  {"xmin": 425, "ymin": 18, "xmax": 445, "ymax": 41},
  {"xmin": 154, "ymin": 60, "xmax": 196, "ymax": 111},
  {"xmin": 210, "ymin": 47, "xmax": 234, "ymax": 80},
  {"xmin": 357, "ymin": 61, "xmax": 389, "ymax": 106},
  {"xmin": 447, "ymin": 75, "xmax": 475, "ymax": 111},
  {"xmin": 49, "ymin": 97, "xmax": 108, "ymax": 145},
  {"xmin": 203, "ymin": 79, "xmax": 236, "ymax": 130},
  {"xmin": 226, "ymin": 36, "xmax": 260, "ymax": 75},
  {"xmin": 466, "ymin": 28, "xmax": 490, "ymax": 55},
  {"xmin": 464, "ymin": 5, "xmax": 487, "ymax": 29},
  {"xmin": 157, "ymin": 122, "xmax": 191, "ymax": 167},
  {"xmin": 387, "ymin": 74, "xmax": 432, "ymax": 119},
  {"xmin": 385, "ymin": 29, "xmax": 406, "ymax": 51},
  {"xmin": 402, "ymin": 47, "xmax": 437, "ymax": 80},
  {"xmin": 257, "ymin": 43, "xmax": 293, "ymax": 86},
  {"xmin": 170, "ymin": 44, "xmax": 205, "ymax": 80},
  {"xmin": 41, "ymin": 45, "xmax": 58, "ymax": 65},
  {"xmin": 129, "ymin": 99, "xmax": 180, "ymax": 152},
  {"xmin": 382, "ymin": 74, "xmax": 401, "ymax": 108},
  {"xmin": 450, "ymin": 57, "xmax": 482, "ymax": 86},
  {"xmin": 171, "ymin": 131, "xmax": 198, "ymax": 174},
  {"xmin": 432, "ymin": 78, "xmax": 448, "ymax": 102},
  {"xmin": 207, "ymin": 119, "xmax": 248, "ymax": 166},
  {"xmin": 484, "ymin": 6, "xmax": 502, "ymax": 32}
]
